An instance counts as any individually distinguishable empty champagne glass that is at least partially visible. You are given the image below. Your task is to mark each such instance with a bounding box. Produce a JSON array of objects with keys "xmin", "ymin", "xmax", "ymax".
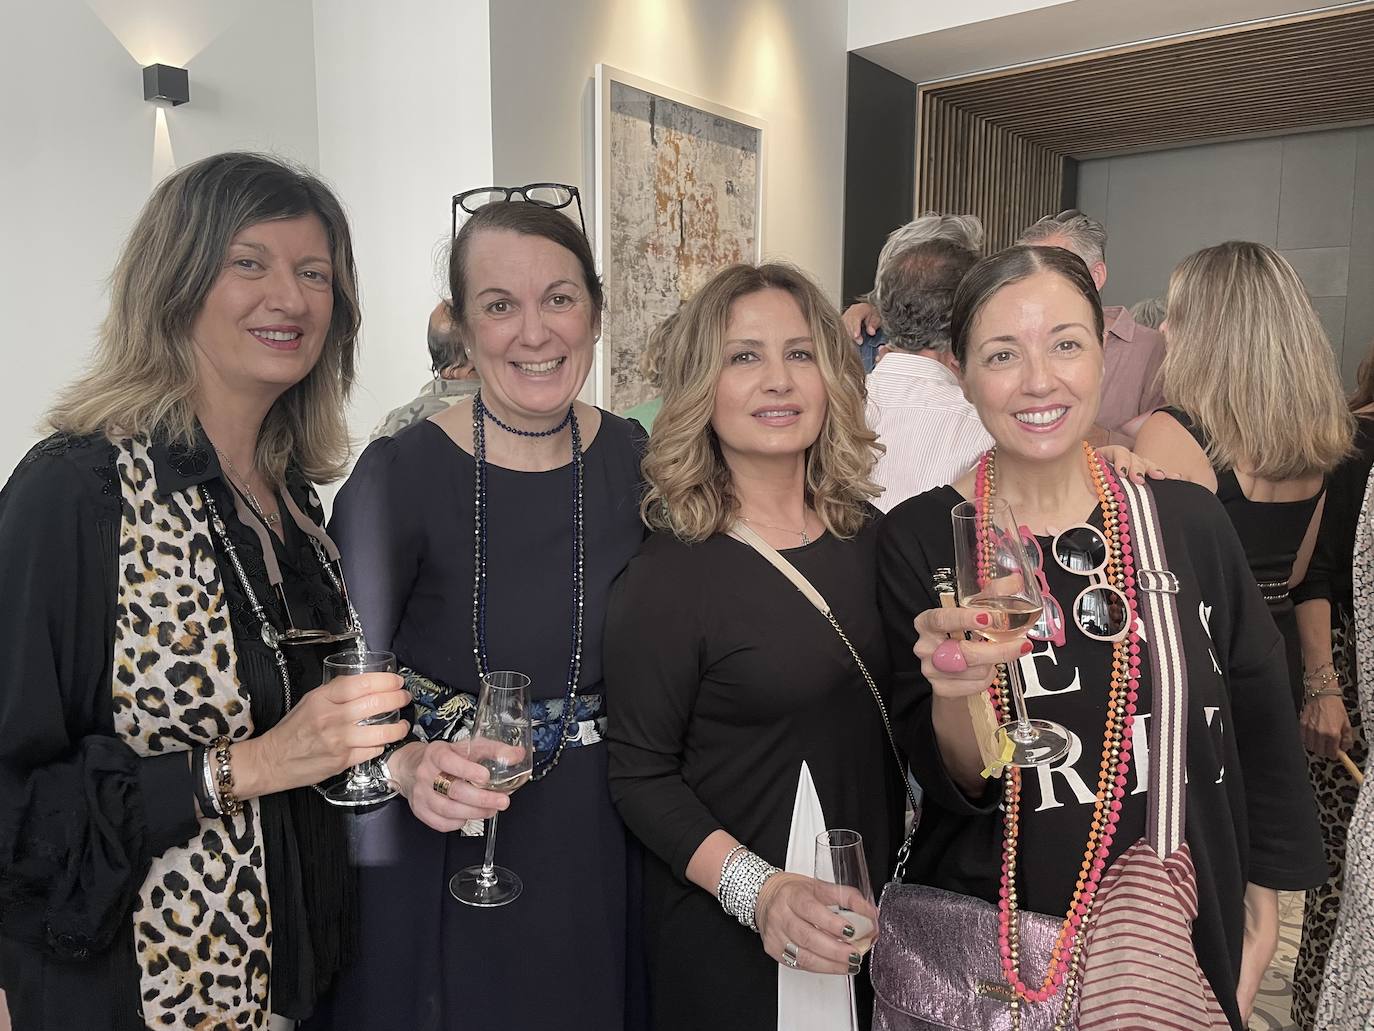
[
  {"xmin": 322, "ymin": 649, "xmax": 400, "ymax": 806},
  {"xmin": 951, "ymin": 498, "xmax": 1070, "ymax": 767},
  {"xmin": 449, "ymin": 670, "xmax": 533, "ymax": 907},
  {"xmin": 815, "ymin": 829, "xmax": 878, "ymax": 1031}
]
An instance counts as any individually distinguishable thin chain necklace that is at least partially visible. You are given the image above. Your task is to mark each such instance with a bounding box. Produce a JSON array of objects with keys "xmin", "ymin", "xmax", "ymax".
[
  {"xmin": 740, "ymin": 512, "xmax": 812, "ymax": 546},
  {"xmin": 212, "ymin": 445, "xmax": 280, "ymax": 527},
  {"xmin": 471, "ymin": 389, "xmax": 585, "ymax": 780}
]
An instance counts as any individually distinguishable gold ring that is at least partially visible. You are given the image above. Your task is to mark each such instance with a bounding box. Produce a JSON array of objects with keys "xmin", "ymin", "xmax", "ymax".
[{"xmin": 432, "ymin": 774, "xmax": 453, "ymax": 797}]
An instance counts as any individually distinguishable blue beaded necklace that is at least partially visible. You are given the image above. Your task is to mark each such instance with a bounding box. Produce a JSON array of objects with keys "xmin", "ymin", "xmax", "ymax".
[{"xmin": 471, "ymin": 390, "xmax": 585, "ymax": 780}]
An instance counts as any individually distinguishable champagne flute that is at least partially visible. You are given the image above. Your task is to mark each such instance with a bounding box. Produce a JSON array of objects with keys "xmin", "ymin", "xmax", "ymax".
[
  {"xmin": 814, "ymin": 829, "xmax": 878, "ymax": 1031},
  {"xmin": 951, "ymin": 498, "xmax": 1071, "ymax": 767},
  {"xmin": 322, "ymin": 649, "xmax": 401, "ymax": 806},
  {"xmin": 449, "ymin": 670, "xmax": 533, "ymax": 907}
]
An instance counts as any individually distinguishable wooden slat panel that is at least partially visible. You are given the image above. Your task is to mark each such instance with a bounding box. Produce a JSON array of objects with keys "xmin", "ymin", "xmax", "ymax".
[{"xmin": 913, "ymin": 5, "xmax": 1374, "ymax": 230}]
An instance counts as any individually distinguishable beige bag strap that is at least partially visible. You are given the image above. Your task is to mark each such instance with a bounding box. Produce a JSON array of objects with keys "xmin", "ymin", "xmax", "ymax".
[{"xmin": 728, "ymin": 521, "xmax": 919, "ymax": 878}]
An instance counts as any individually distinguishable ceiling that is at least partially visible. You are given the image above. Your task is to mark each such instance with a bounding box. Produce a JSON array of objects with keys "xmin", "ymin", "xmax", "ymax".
[
  {"xmin": 857, "ymin": 0, "xmax": 1362, "ymax": 88},
  {"xmin": 917, "ymin": 3, "xmax": 1374, "ymax": 158}
]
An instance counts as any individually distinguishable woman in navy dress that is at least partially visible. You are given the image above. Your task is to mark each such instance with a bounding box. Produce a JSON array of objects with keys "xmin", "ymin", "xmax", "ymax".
[{"xmin": 310, "ymin": 200, "xmax": 646, "ymax": 1031}]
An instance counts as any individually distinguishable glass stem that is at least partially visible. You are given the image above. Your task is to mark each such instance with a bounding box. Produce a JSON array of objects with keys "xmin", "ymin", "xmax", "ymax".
[
  {"xmin": 1006, "ymin": 652, "xmax": 1037, "ymax": 743},
  {"xmin": 479, "ymin": 812, "xmax": 500, "ymax": 887}
]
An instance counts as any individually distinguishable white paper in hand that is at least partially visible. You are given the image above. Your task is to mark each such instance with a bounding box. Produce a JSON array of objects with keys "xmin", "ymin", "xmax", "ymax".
[{"xmin": 777, "ymin": 761, "xmax": 855, "ymax": 1030}]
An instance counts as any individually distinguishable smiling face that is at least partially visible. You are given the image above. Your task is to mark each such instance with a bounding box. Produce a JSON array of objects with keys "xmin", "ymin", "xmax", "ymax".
[
  {"xmin": 959, "ymin": 270, "xmax": 1103, "ymax": 465},
  {"xmin": 190, "ymin": 215, "xmax": 334, "ymax": 403},
  {"xmin": 710, "ymin": 287, "xmax": 828, "ymax": 469},
  {"xmin": 459, "ymin": 228, "xmax": 599, "ymax": 425}
]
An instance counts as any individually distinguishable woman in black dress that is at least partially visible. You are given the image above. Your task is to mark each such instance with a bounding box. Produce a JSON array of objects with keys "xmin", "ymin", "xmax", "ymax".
[
  {"xmin": 1134, "ymin": 241, "xmax": 1353, "ymax": 710},
  {"xmin": 312, "ymin": 200, "xmax": 647, "ymax": 1031},
  {"xmin": 605, "ymin": 263, "xmax": 901, "ymax": 1031},
  {"xmin": 880, "ymin": 245, "xmax": 1325, "ymax": 1030},
  {"xmin": 1288, "ymin": 343, "xmax": 1374, "ymax": 1029},
  {"xmin": 0, "ymin": 153, "xmax": 406, "ymax": 1031}
]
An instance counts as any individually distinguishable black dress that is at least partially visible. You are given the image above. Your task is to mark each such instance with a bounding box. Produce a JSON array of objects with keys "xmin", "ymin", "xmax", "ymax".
[
  {"xmin": 1163, "ymin": 407, "xmax": 1322, "ymax": 709},
  {"xmin": 0, "ymin": 432, "xmax": 355, "ymax": 1031},
  {"xmin": 604, "ymin": 516, "xmax": 902, "ymax": 1031},
  {"xmin": 879, "ymin": 481, "xmax": 1326, "ymax": 1031},
  {"xmin": 310, "ymin": 414, "xmax": 648, "ymax": 1031}
]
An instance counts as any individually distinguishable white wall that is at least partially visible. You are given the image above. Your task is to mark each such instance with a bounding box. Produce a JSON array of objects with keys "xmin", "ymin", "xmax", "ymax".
[
  {"xmin": 0, "ymin": 0, "xmax": 320, "ymax": 480},
  {"xmin": 848, "ymin": 0, "xmax": 1067, "ymax": 52},
  {"xmin": 488, "ymin": 0, "xmax": 850, "ymax": 304},
  {"xmin": 313, "ymin": 0, "xmax": 494, "ymax": 467}
]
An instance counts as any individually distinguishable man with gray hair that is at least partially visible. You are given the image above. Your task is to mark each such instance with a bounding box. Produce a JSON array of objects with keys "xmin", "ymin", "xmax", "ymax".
[
  {"xmin": 370, "ymin": 300, "xmax": 480, "ymax": 440},
  {"xmin": 865, "ymin": 237, "xmax": 992, "ymax": 510},
  {"xmin": 1017, "ymin": 209, "xmax": 1165, "ymax": 442},
  {"xmin": 842, "ymin": 212, "xmax": 984, "ymax": 369}
]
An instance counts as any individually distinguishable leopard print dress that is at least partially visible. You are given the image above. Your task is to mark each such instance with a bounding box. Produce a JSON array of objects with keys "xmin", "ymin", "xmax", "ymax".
[
  {"xmin": 1314, "ymin": 468, "xmax": 1374, "ymax": 1030},
  {"xmin": 110, "ymin": 438, "xmax": 270, "ymax": 1030}
]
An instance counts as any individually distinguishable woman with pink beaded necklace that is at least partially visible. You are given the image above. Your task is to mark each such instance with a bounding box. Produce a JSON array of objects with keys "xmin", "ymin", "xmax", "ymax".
[{"xmin": 877, "ymin": 245, "xmax": 1325, "ymax": 1030}]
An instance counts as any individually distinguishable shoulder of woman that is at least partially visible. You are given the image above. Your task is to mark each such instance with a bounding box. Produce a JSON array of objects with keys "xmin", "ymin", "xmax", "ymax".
[
  {"xmin": 2, "ymin": 432, "xmax": 115, "ymax": 511},
  {"xmin": 1149, "ymin": 477, "xmax": 1235, "ymax": 550},
  {"xmin": 879, "ymin": 485, "xmax": 960, "ymax": 542}
]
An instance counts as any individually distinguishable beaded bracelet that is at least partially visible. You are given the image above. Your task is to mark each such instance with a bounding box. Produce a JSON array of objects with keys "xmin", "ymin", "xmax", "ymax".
[
  {"xmin": 717, "ymin": 844, "xmax": 747, "ymax": 900},
  {"xmin": 210, "ymin": 736, "xmax": 242, "ymax": 817},
  {"xmin": 1303, "ymin": 665, "xmax": 1338, "ymax": 687}
]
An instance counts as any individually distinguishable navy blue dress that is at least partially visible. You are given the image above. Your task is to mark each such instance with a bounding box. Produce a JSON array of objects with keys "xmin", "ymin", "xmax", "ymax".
[{"xmin": 308, "ymin": 413, "xmax": 647, "ymax": 1031}]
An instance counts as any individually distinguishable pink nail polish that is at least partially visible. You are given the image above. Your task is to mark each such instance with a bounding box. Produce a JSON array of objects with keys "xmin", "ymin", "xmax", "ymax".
[
  {"xmin": 1020, "ymin": 641, "xmax": 1033, "ymax": 655},
  {"xmin": 976, "ymin": 613, "xmax": 990, "ymax": 626}
]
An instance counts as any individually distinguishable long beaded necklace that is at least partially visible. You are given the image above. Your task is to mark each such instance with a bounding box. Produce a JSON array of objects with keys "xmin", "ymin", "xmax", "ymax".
[
  {"xmin": 471, "ymin": 390, "xmax": 585, "ymax": 780},
  {"xmin": 975, "ymin": 443, "xmax": 1142, "ymax": 1027}
]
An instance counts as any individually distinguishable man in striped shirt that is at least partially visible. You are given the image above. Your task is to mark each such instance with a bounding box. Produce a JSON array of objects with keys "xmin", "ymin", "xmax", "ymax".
[{"xmin": 865, "ymin": 236, "xmax": 993, "ymax": 512}]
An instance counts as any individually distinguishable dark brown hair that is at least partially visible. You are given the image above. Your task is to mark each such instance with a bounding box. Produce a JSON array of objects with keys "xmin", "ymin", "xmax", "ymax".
[
  {"xmin": 950, "ymin": 245, "xmax": 1104, "ymax": 368},
  {"xmin": 1349, "ymin": 341, "xmax": 1374, "ymax": 413},
  {"xmin": 447, "ymin": 201, "xmax": 603, "ymax": 342}
]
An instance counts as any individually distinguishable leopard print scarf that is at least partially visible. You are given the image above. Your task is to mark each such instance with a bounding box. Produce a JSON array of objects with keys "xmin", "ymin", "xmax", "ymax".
[{"xmin": 111, "ymin": 437, "xmax": 270, "ymax": 1030}]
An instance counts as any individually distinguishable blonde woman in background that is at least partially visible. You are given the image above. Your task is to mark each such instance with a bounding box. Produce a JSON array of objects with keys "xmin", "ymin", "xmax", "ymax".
[
  {"xmin": 1135, "ymin": 240, "xmax": 1354, "ymax": 714},
  {"xmin": 605, "ymin": 263, "xmax": 902, "ymax": 1030}
]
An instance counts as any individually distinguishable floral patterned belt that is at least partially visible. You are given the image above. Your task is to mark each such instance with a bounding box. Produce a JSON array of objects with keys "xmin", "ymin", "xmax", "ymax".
[{"xmin": 402, "ymin": 668, "xmax": 605, "ymax": 755}]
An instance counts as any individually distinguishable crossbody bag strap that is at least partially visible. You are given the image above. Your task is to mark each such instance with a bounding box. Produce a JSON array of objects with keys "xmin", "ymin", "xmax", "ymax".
[
  {"xmin": 728, "ymin": 521, "xmax": 920, "ymax": 878},
  {"xmin": 1116, "ymin": 479, "xmax": 1188, "ymax": 855}
]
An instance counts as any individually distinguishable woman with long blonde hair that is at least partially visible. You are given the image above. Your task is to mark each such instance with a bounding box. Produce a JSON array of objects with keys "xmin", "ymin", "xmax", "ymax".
[
  {"xmin": 605, "ymin": 262, "xmax": 902, "ymax": 1030},
  {"xmin": 0, "ymin": 152, "xmax": 408, "ymax": 1031},
  {"xmin": 1135, "ymin": 240, "xmax": 1354, "ymax": 713}
]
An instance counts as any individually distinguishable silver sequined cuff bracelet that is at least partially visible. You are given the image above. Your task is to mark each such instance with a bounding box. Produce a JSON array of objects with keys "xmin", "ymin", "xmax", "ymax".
[{"xmin": 718, "ymin": 847, "xmax": 780, "ymax": 933}]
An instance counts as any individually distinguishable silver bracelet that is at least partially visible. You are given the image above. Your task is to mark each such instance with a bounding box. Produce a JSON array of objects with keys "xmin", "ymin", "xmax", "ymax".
[
  {"xmin": 718, "ymin": 848, "xmax": 780, "ymax": 933},
  {"xmin": 199, "ymin": 745, "xmax": 223, "ymax": 817},
  {"xmin": 717, "ymin": 844, "xmax": 747, "ymax": 900}
]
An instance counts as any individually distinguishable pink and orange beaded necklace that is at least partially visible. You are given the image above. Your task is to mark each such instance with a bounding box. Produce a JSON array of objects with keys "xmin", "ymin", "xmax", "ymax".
[{"xmin": 974, "ymin": 443, "xmax": 1143, "ymax": 1024}]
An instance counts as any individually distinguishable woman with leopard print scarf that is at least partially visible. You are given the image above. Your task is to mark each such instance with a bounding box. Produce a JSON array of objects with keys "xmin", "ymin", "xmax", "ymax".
[{"xmin": 0, "ymin": 153, "xmax": 408, "ymax": 1031}]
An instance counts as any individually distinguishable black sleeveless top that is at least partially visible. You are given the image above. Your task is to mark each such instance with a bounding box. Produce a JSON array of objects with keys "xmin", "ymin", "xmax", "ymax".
[
  {"xmin": 1163, "ymin": 408, "xmax": 1319, "ymax": 710},
  {"xmin": 1163, "ymin": 407, "xmax": 1320, "ymax": 592}
]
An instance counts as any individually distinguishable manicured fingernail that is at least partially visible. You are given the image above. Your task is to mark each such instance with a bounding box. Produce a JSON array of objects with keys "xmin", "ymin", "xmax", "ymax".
[
  {"xmin": 842, "ymin": 924, "xmax": 856, "ymax": 939},
  {"xmin": 976, "ymin": 613, "xmax": 990, "ymax": 626},
  {"xmin": 1020, "ymin": 641, "xmax": 1033, "ymax": 655},
  {"xmin": 849, "ymin": 952, "xmax": 862, "ymax": 966}
]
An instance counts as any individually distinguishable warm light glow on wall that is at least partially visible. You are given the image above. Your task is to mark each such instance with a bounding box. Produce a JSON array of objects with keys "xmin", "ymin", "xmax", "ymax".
[
  {"xmin": 151, "ymin": 106, "xmax": 177, "ymax": 187},
  {"xmin": 83, "ymin": 0, "xmax": 235, "ymax": 66}
]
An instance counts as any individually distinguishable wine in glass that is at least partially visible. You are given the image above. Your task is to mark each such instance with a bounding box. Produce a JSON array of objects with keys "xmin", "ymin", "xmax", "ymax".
[
  {"xmin": 449, "ymin": 670, "xmax": 533, "ymax": 907},
  {"xmin": 815, "ymin": 829, "xmax": 878, "ymax": 1031},
  {"xmin": 951, "ymin": 498, "xmax": 1071, "ymax": 767},
  {"xmin": 322, "ymin": 649, "xmax": 401, "ymax": 806}
]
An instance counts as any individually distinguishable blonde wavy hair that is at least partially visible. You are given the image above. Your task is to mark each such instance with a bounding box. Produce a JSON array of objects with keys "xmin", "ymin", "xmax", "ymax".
[
  {"xmin": 47, "ymin": 152, "xmax": 361, "ymax": 483},
  {"xmin": 641, "ymin": 263, "xmax": 881, "ymax": 542},
  {"xmin": 1162, "ymin": 240, "xmax": 1352, "ymax": 479}
]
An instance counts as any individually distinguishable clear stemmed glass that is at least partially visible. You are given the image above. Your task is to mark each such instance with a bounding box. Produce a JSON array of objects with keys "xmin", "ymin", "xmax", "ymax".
[
  {"xmin": 814, "ymin": 829, "xmax": 879, "ymax": 1031},
  {"xmin": 449, "ymin": 670, "xmax": 533, "ymax": 907},
  {"xmin": 951, "ymin": 498, "xmax": 1071, "ymax": 767},
  {"xmin": 322, "ymin": 649, "xmax": 401, "ymax": 806}
]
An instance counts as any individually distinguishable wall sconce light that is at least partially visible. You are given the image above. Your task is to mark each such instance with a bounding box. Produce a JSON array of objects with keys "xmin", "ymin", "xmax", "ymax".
[{"xmin": 143, "ymin": 64, "xmax": 190, "ymax": 106}]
